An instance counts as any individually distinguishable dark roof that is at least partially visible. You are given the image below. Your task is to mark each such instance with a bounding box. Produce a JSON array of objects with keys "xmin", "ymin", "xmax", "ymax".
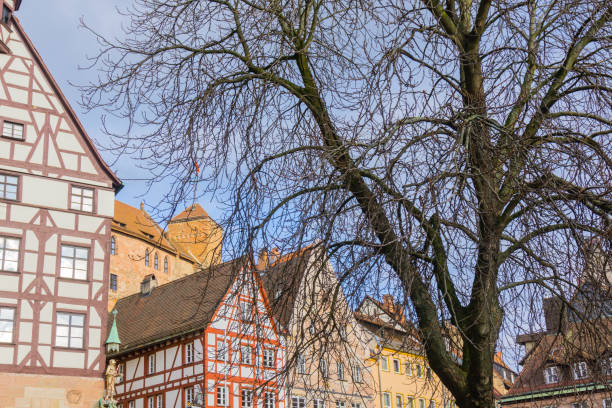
[
  {"xmin": 258, "ymin": 246, "xmax": 316, "ymax": 330},
  {"xmin": 109, "ymin": 257, "xmax": 247, "ymax": 354}
]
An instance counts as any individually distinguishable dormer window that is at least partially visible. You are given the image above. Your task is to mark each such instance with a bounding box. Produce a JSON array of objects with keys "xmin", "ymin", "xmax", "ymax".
[
  {"xmin": 573, "ymin": 361, "xmax": 588, "ymax": 380},
  {"xmin": 2, "ymin": 5, "xmax": 11, "ymax": 25},
  {"xmin": 544, "ymin": 365, "xmax": 560, "ymax": 384},
  {"xmin": 140, "ymin": 274, "xmax": 157, "ymax": 296},
  {"xmin": 603, "ymin": 357, "xmax": 612, "ymax": 376}
]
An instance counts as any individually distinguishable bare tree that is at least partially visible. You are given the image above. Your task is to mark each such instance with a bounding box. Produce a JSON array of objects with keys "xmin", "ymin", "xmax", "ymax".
[{"xmin": 81, "ymin": 0, "xmax": 612, "ymax": 406}]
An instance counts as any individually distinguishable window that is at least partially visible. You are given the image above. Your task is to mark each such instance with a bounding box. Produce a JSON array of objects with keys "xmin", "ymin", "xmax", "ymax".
[
  {"xmin": 381, "ymin": 356, "xmax": 389, "ymax": 371},
  {"xmin": 263, "ymin": 349, "xmax": 275, "ymax": 368},
  {"xmin": 415, "ymin": 363, "xmax": 423, "ymax": 378},
  {"xmin": 116, "ymin": 363, "xmax": 124, "ymax": 383},
  {"xmin": 419, "ymin": 399, "xmax": 426, "ymax": 408},
  {"xmin": 544, "ymin": 366, "xmax": 560, "ymax": 384},
  {"xmin": 111, "ymin": 236, "xmax": 117, "ymax": 255},
  {"xmin": 60, "ymin": 245, "xmax": 88, "ymax": 280},
  {"xmin": 1, "ymin": 5, "xmax": 11, "ymax": 25},
  {"xmin": 55, "ymin": 312, "xmax": 84, "ymax": 348},
  {"xmin": 185, "ymin": 387, "xmax": 194, "ymax": 405},
  {"xmin": 383, "ymin": 392, "xmax": 391, "ymax": 408},
  {"xmin": 573, "ymin": 361, "xmax": 588, "ymax": 379},
  {"xmin": 0, "ymin": 307, "xmax": 15, "ymax": 343},
  {"xmin": 265, "ymin": 392, "xmax": 275, "ymax": 408},
  {"xmin": 154, "ymin": 253, "xmax": 158, "ymax": 270},
  {"xmin": 297, "ymin": 354, "xmax": 306, "ymax": 374},
  {"xmin": 406, "ymin": 397, "xmax": 415, "ymax": 408},
  {"xmin": 314, "ymin": 400, "xmax": 325, "ymax": 408},
  {"xmin": 148, "ymin": 353, "xmax": 156, "ymax": 374},
  {"xmin": 405, "ymin": 362, "xmax": 412, "ymax": 376},
  {"xmin": 217, "ymin": 386, "xmax": 228, "ymax": 406},
  {"xmin": 241, "ymin": 389, "xmax": 253, "ymax": 408},
  {"xmin": 337, "ymin": 362, "xmax": 344, "ymax": 380},
  {"xmin": 241, "ymin": 345, "xmax": 252, "ymax": 365},
  {"xmin": 110, "ymin": 274, "xmax": 117, "ymax": 292},
  {"xmin": 353, "ymin": 364, "xmax": 362, "ymax": 382},
  {"xmin": 70, "ymin": 186, "xmax": 94, "ymax": 212},
  {"xmin": 336, "ymin": 402, "xmax": 346, "ymax": 408},
  {"xmin": 320, "ymin": 358, "xmax": 329, "ymax": 378},
  {"xmin": 0, "ymin": 174, "xmax": 18, "ymax": 200},
  {"xmin": 145, "ymin": 249, "xmax": 149, "ymax": 267},
  {"xmin": 603, "ymin": 399, "xmax": 612, "ymax": 408},
  {"xmin": 339, "ymin": 326, "xmax": 347, "ymax": 339},
  {"xmin": 396, "ymin": 395, "xmax": 404, "ymax": 408},
  {"xmin": 393, "ymin": 358, "xmax": 401, "ymax": 373},
  {"xmin": 291, "ymin": 397, "xmax": 306, "ymax": 408},
  {"xmin": 430, "ymin": 400, "xmax": 436, "ymax": 408},
  {"xmin": 426, "ymin": 367, "xmax": 433, "ymax": 380},
  {"xmin": 185, "ymin": 341, "xmax": 194, "ymax": 364},
  {"xmin": 351, "ymin": 404, "xmax": 362, "ymax": 408},
  {"xmin": 164, "ymin": 257, "xmax": 168, "ymax": 273},
  {"xmin": 241, "ymin": 301, "xmax": 253, "ymax": 322},
  {"xmin": 571, "ymin": 403, "xmax": 587, "ymax": 408},
  {"xmin": 147, "ymin": 394, "xmax": 162, "ymax": 408},
  {"xmin": 217, "ymin": 342, "xmax": 227, "ymax": 361},
  {"xmin": 0, "ymin": 236, "xmax": 19, "ymax": 272},
  {"xmin": 2, "ymin": 121, "xmax": 23, "ymax": 140},
  {"xmin": 128, "ymin": 402, "xmax": 135, "ymax": 408}
]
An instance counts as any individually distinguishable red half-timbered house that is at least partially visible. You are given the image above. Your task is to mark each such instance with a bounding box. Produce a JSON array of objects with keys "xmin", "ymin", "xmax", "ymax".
[
  {"xmin": 0, "ymin": 1, "xmax": 121, "ymax": 406},
  {"xmin": 109, "ymin": 258, "xmax": 286, "ymax": 408}
]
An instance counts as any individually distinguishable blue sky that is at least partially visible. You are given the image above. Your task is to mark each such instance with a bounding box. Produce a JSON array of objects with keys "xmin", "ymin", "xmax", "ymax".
[{"xmin": 18, "ymin": 1, "xmax": 223, "ymax": 222}]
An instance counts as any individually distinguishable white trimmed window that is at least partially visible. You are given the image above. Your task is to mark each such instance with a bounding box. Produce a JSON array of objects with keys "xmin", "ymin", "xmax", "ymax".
[
  {"xmin": 241, "ymin": 345, "xmax": 252, "ymax": 364},
  {"xmin": 60, "ymin": 245, "xmax": 88, "ymax": 280},
  {"xmin": 263, "ymin": 348, "xmax": 275, "ymax": 368},
  {"xmin": 185, "ymin": 387, "xmax": 194, "ymax": 405},
  {"xmin": 217, "ymin": 342, "xmax": 227, "ymax": 361},
  {"xmin": 314, "ymin": 400, "xmax": 325, "ymax": 408},
  {"xmin": 0, "ymin": 307, "xmax": 15, "ymax": 343},
  {"xmin": 241, "ymin": 389, "xmax": 253, "ymax": 408},
  {"xmin": 336, "ymin": 402, "xmax": 346, "ymax": 408},
  {"xmin": 55, "ymin": 312, "xmax": 84, "ymax": 348},
  {"xmin": 430, "ymin": 400, "xmax": 436, "ymax": 408},
  {"xmin": 0, "ymin": 236, "xmax": 19, "ymax": 272},
  {"xmin": 148, "ymin": 353, "xmax": 156, "ymax": 374},
  {"xmin": 419, "ymin": 399, "xmax": 426, "ymax": 408},
  {"xmin": 393, "ymin": 358, "xmax": 401, "ymax": 373},
  {"xmin": 573, "ymin": 361, "xmax": 588, "ymax": 379},
  {"xmin": 381, "ymin": 356, "xmax": 389, "ymax": 371},
  {"xmin": 427, "ymin": 367, "xmax": 433, "ymax": 380},
  {"xmin": 406, "ymin": 397, "xmax": 415, "ymax": 408},
  {"xmin": 264, "ymin": 392, "xmax": 275, "ymax": 408},
  {"xmin": 185, "ymin": 341, "xmax": 194, "ymax": 364},
  {"xmin": 416, "ymin": 363, "xmax": 423, "ymax": 378},
  {"xmin": 116, "ymin": 363, "xmax": 124, "ymax": 383},
  {"xmin": 383, "ymin": 392, "xmax": 391, "ymax": 408},
  {"xmin": 2, "ymin": 121, "xmax": 23, "ymax": 140},
  {"xmin": 320, "ymin": 358, "xmax": 329, "ymax": 378},
  {"xmin": 70, "ymin": 186, "xmax": 94, "ymax": 212},
  {"xmin": 128, "ymin": 402, "xmax": 135, "ymax": 408},
  {"xmin": 291, "ymin": 397, "xmax": 306, "ymax": 408},
  {"xmin": 0, "ymin": 174, "xmax": 18, "ymax": 200},
  {"xmin": 147, "ymin": 394, "xmax": 162, "ymax": 408},
  {"xmin": 571, "ymin": 403, "xmax": 587, "ymax": 408},
  {"xmin": 297, "ymin": 354, "xmax": 306, "ymax": 374},
  {"xmin": 337, "ymin": 362, "xmax": 344, "ymax": 380},
  {"xmin": 396, "ymin": 395, "xmax": 404, "ymax": 408},
  {"xmin": 353, "ymin": 364, "xmax": 362, "ymax": 382},
  {"xmin": 603, "ymin": 398, "xmax": 612, "ymax": 408},
  {"xmin": 241, "ymin": 301, "xmax": 253, "ymax": 322},
  {"xmin": 351, "ymin": 404, "xmax": 362, "ymax": 408},
  {"xmin": 217, "ymin": 386, "xmax": 228, "ymax": 406},
  {"xmin": 544, "ymin": 366, "xmax": 560, "ymax": 384},
  {"xmin": 405, "ymin": 362, "xmax": 412, "ymax": 376}
]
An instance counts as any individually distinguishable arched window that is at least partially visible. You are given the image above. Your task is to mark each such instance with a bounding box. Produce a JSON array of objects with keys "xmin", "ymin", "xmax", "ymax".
[
  {"xmin": 145, "ymin": 249, "xmax": 149, "ymax": 267},
  {"xmin": 110, "ymin": 236, "xmax": 116, "ymax": 255},
  {"xmin": 154, "ymin": 253, "xmax": 159, "ymax": 270},
  {"xmin": 164, "ymin": 257, "xmax": 168, "ymax": 274}
]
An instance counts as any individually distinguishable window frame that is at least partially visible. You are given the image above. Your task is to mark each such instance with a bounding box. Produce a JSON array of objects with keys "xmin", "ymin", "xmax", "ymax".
[
  {"xmin": 0, "ymin": 172, "xmax": 19, "ymax": 201},
  {"xmin": 0, "ymin": 306, "xmax": 15, "ymax": 343},
  {"xmin": 405, "ymin": 361, "xmax": 412, "ymax": 376},
  {"xmin": 154, "ymin": 253, "xmax": 159, "ymax": 270},
  {"xmin": 69, "ymin": 185, "xmax": 95, "ymax": 213},
  {"xmin": 217, "ymin": 385, "xmax": 229, "ymax": 406},
  {"xmin": 396, "ymin": 394, "xmax": 404, "ymax": 408},
  {"xmin": 241, "ymin": 344, "xmax": 253, "ymax": 365},
  {"xmin": 393, "ymin": 358, "xmax": 401, "ymax": 373},
  {"xmin": 263, "ymin": 348, "xmax": 276, "ymax": 368},
  {"xmin": 1, "ymin": 120, "xmax": 25, "ymax": 141},
  {"xmin": 337, "ymin": 361, "xmax": 345, "ymax": 380},
  {"xmin": 381, "ymin": 355, "xmax": 389, "ymax": 371},
  {"xmin": 59, "ymin": 244, "xmax": 90, "ymax": 281},
  {"xmin": 185, "ymin": 341, "xmax": 194, "ymax": 364},
  {"xmin": 264, "ymin": 392, "xmax": 276, "ymax": 408},
  {"xmin": 320, "ymin": 358, "xmax": 329, "ymax": 378},
  {"xmin": 216, "ymin": 340, "xmax": 228, "ymax": 361},
  {"xmin": 352, "ymin": 364, "xmax": 362, "ymax": 382},
  {"xmin": 185, "ymin": 386, "xmax": 194, "ymax": 406},
  {"xmin": 573, "ymin": 361, "xmax": 588, "ymax": 380},
  {"xmin": 147, "ymin": 394, "xmax": 163, "ymax": 408},
  {"xmin": 54, "ymin": 311, "xmax": 85, "ymax": 349},
  {"xmin": 111, "ymin": 236, "xmax": 117, "ymax": 255},
  {"xmin": 0, "ymin": 235, "xmax": 20, "ymax": 273},
  {"xmin": 544, "ymin": 365, "xmax": 560, "ymax": 384},
  {"xmin": 241, "ymin": 388, "xmax": 253, "ymax": 408},
  {"xmin": 314, "ymin": 399, "xmax": 326, "ymax": 408},
  {"xmin": 145, "ymin": 249, "xmax": 150, "ymax": 267},
  {"xmin": 164, "ymin": 256, "xmax": 168, "ymax": 273},
  {"xmin": 148, "ymin": 352, "xmax": 156, "ymax": 374},
  {"xmin": 383, "ymin": 392, "xmax": 392, "ymax": 408},
  {"xmin": 291, "ymin": 396, "xmax": 306, "ymax": 408},
  {"xmin": 110, "ymin": 273, "xmax": 118, "ymax": 292},
  {"xmin": 415, "ymin": 363, "xmax": 423, "ymax": 378},
  {"xmin": 297, "ymin": 354, "xmax": 306, "ymax": 374}
]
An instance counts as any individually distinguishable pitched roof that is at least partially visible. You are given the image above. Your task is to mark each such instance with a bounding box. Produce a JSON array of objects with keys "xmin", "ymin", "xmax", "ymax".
[
  {"xmin": 258, "ymin": 246, "xmax": 316, "ymax": 330},
  {"xmin": 108, "ymin": 257, "xmax": 246, "ymax": 354},
  {"xmin": 170, "ymin": 203, "xmax": 210, "ymax": 222},
  {"xmin": 112, "ymin": 200, "xmax": 197, "ymax": 262},
  {"xmin": 11, "ymin": 15, "xmax": 122, "ymax": 191}
]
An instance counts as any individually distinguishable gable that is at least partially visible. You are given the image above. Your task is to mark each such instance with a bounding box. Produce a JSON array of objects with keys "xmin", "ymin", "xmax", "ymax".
[{"xmin": 0, "ymin": 16, "xmax": 120, "ymax": 189}]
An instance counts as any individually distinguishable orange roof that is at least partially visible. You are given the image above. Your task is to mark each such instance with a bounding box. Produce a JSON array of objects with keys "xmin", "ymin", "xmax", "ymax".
[{"xmin": 170, "ymin": 204, "xmax": 210, "ymax": 222}]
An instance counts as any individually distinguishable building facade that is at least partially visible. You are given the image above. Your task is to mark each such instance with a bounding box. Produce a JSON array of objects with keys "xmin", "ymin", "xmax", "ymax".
[
  {"xmin": 0, "ymin": 1, "xmax": 121, "ymax": 406},
  {"xmin": 109, "ymin": 258, "xmax": 285, "ymax": 408},
  {"xmin": 259, "ymin": 246, "xmax": 376, "ymax": 408},
  {"xmin": 108, "ymin": 201, "xmax": 222, "ymax": 310}
]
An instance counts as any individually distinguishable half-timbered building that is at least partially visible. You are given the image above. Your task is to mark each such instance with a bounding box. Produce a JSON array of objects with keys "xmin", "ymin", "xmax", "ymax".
[
  {"xmin": 109, "ymin": 257, "xmax": 286, "ymax": 408},
  {"xmin": 0, "ymin": 1, "xmax": 122, "ymax": 405}
]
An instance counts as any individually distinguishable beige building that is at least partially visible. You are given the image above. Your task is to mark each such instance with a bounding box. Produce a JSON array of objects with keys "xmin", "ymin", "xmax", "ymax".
[{"xmin": 108, "ymin": 201, "xmax": 222, "ymax": 309}]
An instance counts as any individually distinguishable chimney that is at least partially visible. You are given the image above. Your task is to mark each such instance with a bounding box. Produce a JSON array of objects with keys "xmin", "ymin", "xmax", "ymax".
[
  {"xmin": 543, "ymin": 296, "xmax": 565, "ymax": 333},
  {"xmin": 140, "ymin": 202, "xmax": 145, "ymax": 211},
  {"xmin": 381, "ymin": 294, "xmax": 406, "ymax": 325},
  {"xmin": 257, "ymin": 248, "xmax": 280, "ymax": 271},
  {"xmin": 140, "ymin": 274, "xmax": 157, "ymax": 296}
]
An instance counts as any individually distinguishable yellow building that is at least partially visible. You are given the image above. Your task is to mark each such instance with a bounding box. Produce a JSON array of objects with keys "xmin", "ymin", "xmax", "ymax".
[{"xmin": 356, "ymin": 296, "xmax": 454, "ymax": 408}]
